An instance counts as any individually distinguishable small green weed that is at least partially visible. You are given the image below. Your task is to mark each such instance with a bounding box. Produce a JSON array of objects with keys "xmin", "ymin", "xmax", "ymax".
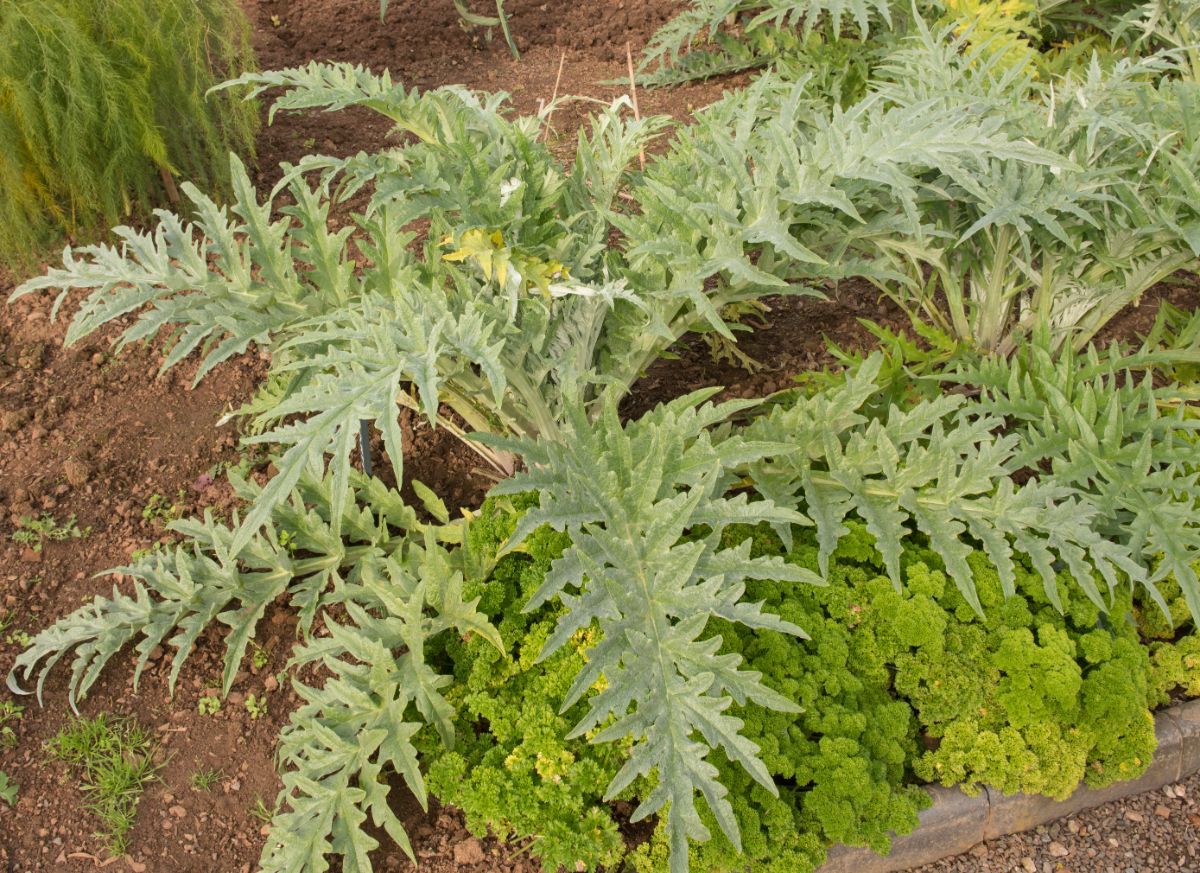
[
  {"xmin": 249, "ymin": 641, "xmax": 270, "ymax": 670},
  {"xmin": 4, "ymin": 630, "xmax": 31, "ymax": 648},
  {"xmin": 11, "ymin": 513, "xmax": 90, "ymax": 552},
  {"xmin": 141, "ymin": 492, "xmax": 184, "ymax": 526},
  {"xmin": 208, "ymin": 445, "xmax": 271, "ymax": 484},
  {"xmin": 129, "ymin": 543, "xmax": 163, "ymax": 563},
  {"xmin": 0, "ymin": 700, "xmax": 23, "ymax": 748},
  {"xmin": 190, "ymin": 766, "xmax": 223, "ymax": 792},
  {"xmin": 0, "ymin": 770, "xmax": 16, "ymax": 805},
  {"xmin": 245, "ymin": 694, "xmax": 268, "ymax": 720},
  {"xmin": 250, "ymin": 795, "xmax": 278, "ymax": 823},
  {"xmin": 278, "ymin": 529, "xmax": 298, "ymax": 553},
  {"xmin": 48, "ymin": 714, "xmax": 161, "ymax": 854},
  {"xmin": 197, "ymin": 696, "xmax": 221, "ymax": 716}
]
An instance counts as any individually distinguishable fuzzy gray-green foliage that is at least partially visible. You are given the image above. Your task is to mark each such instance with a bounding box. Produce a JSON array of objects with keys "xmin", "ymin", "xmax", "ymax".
[
  {"xmin": 10, "ymin": 16, "xmax": 1200, "ymax": 873},
  {"xmin": 949, "ymin": 337, "xmax": 1200, "ymax": 623},
  {"xmin": 481, "ymin": 390, "xmax": 819, "ymax": 873},
  {"xmin": 9, "ymin": 467, "xmax": 502, "ymax": 873}
]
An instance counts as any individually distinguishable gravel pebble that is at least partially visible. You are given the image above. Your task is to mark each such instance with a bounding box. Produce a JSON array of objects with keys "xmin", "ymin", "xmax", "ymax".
[{"xmin": 907, "ymin": 768, "xmax": 1200, "ymax": 872}]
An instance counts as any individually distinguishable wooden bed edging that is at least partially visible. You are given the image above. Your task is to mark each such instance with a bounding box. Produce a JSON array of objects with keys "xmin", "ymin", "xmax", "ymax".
[{"xmin": 818, "ymin": 699, "xmax": 1200, "ymax": 872}]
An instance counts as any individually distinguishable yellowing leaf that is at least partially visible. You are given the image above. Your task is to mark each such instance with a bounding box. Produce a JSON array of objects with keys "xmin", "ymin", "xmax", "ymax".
[{"xmin": 442, "ymin": 228, "xmax": 510, "ymax": 284}]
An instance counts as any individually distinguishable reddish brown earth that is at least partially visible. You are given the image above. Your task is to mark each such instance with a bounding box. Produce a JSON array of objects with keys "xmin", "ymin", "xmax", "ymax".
[
  {"xmin": 1, "ymin": 1, "xmax": 1199, "ymax": 872},
  {"xmin": 246, "ymin": 0, "xmax": 746, "ymax": 181}
]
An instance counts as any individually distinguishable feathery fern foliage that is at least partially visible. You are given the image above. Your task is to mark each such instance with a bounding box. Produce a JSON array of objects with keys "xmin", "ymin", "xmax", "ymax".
[
  {"xmin": 18, "ymin": 53, "xmax": 1172, "ymax": 555},
  {"xmin": 0, "ymin": 0, "xmax": 257, "ymax": 269},
  {"xmin": 19, "ymin": 58, "xmax": 1039, "ymax": 557}
]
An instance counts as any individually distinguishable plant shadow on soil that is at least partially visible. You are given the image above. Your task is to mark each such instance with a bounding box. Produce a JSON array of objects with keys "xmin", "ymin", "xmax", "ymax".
[{"xmin": 3, "ymin": 1, "xmax": 1200, "ymax": 871}]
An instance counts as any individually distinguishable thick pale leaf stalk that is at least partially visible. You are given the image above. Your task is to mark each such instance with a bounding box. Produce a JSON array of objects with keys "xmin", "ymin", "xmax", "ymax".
[
  {"xmin": 866, "ymin": 30, "xmax": 1200, "ymax": 353},
  {"xmin": 10, "ymin": 65, "xmax": 680, "ymax": 553}
]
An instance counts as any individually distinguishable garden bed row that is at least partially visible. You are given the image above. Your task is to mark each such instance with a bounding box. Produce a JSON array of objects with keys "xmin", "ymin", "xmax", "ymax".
[{"xmin": 6, "ymin": 1, "xmax": 1200, "ymax": 871}]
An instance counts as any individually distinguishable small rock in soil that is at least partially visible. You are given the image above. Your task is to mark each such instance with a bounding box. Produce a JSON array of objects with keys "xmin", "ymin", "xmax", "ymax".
[
  {"xmin": 62, "ymin": 457, "xmax": 90, "ymax": 487},
  {"xmin": 1048, "ymin": 841, "xmax": 1068, "ymax": 857},
  {"xmin": 1, "ymin": 409, "xmax": 29, "ymax": 432},
  {"xmin": 452, "ymin": 837, "xmax": 485, "ymax": 865}
]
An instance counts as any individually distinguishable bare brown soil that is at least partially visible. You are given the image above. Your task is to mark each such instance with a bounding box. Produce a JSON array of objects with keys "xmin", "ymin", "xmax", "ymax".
[
  {"xmin": 246, "ymin": 0, "xmax": 752, "ymax": 194},
  {"xmin": 1, "ymin": 1, "xmax": 1198, "ymax": 871}
]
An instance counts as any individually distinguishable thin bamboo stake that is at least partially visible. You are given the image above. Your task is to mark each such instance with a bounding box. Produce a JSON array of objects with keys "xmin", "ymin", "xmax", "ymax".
[
  {"xmin": 625, "ymin": 41, "xmax": 646, "ymax": 170},
  {"xmin": 541, "ymin": 49, "xmax": 567, "ymax": 141}
]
